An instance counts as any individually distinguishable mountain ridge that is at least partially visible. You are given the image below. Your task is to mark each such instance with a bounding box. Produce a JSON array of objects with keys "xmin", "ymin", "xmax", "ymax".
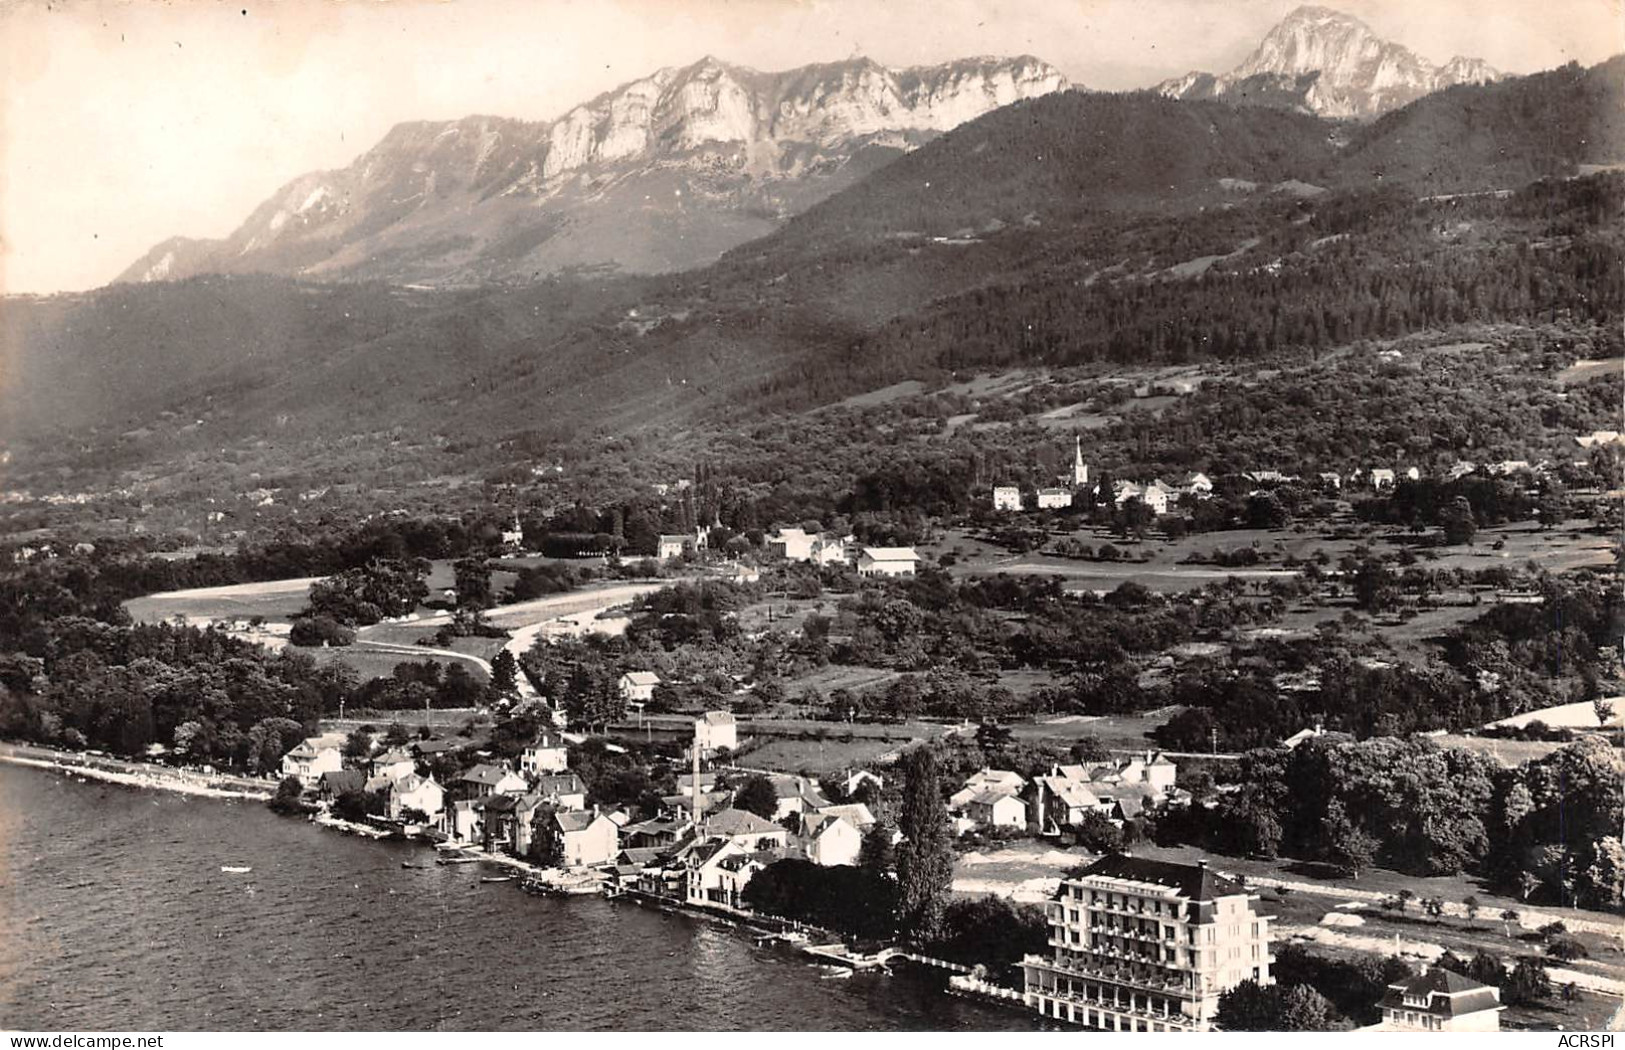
[{"xmin": 117, "ymin": 54, "xmax": 1068, "ymax": 288}]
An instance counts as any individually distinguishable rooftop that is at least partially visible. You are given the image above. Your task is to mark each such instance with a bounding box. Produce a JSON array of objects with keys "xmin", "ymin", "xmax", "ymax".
[{"xmin": 1072, "ymin": 854, "xmax": 1248, "ymax": 901}]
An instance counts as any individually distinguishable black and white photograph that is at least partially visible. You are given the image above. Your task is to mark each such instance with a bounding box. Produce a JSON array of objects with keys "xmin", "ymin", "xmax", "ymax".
[{"xmin": 0, "ymin": 0, "xmax": 1621, "ymax": 1036}]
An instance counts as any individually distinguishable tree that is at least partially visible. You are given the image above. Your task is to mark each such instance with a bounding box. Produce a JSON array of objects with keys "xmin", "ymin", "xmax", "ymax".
[
  {"xmin": 452, "ymin": 556, "xmax": 494, "ymax": 610},
  {"xmin": 343, "ymin": 727, "xmax": 373, "ymax": 762},
  {"xmin": 859, "ymin": 822, "xmax": 897, "ymax": 876},
  {"xmin": 1467, "ymin": 949, "xmax": 1506, "ymax": 988},
  {"xmin": 305, "ymin": 558, "xmax": 429, "ymax": 626},
  {"xmin": 288, "ymin": 615, "xmax": 355, "ymax": 648},
  {"xmin": 1547, "ymin": 937, "xmax": 1589, "ymax": 962},
  {"xmin": 1215, "ymin": 979, "xmax": 1276, "ymax": 1031},
  {"xmin": 488, "ymin": 651, "xmax": 520, "ymax": 705},
  {"xmin": 1500, "ymin": 909, "xmax": 1520, "ymax": 938},
  {"xmin": 734, "ymin": 775, "xmax": 778, "ymax": 820},
  {"xmin": 1396, "ymin": 889, "xmax": 1415, "ymax": 914},
  {"xmin": 1421, "ymin": 896, "xmax": 1446, "ymax": 923},
  {"xmin": 332, "ymin": 788, "xmax": 371, "ymax": 823},
  {"xmin": 1352, "ymin": 558, "xmax": 1398, "ymax": 613},
  {"xmin": 268, "ymin": 775, "xmax": 306, "ymax": 815},
  {"xmin": 1325, "ymin": 816, "xmax": 1379, "ymax": 878},
  {"xmin": 1440, "ymin": 496, "xmax": 1477, "ymax": 546},
  {"xmin": 1463, "ymin": 895, "xmax": 1481, "ymax": 927},
  {"xmin": 383, "ymin": 722, "xmax": 411, "ymax": 748},
  {"xmin": 1503, "ymin": 958, "xmax": 1552, "ymax": 1006},
  {"xmin": 1594, "ymin": 695, "xmax": 1616, "ymax": 728},
  {"xmin": 1276, "ymin": 985, "xmax": 1339, "ymax": 1031},
  {"xmin": 895, "ymin": 747, "xmax": 954, "ymax": 944}
]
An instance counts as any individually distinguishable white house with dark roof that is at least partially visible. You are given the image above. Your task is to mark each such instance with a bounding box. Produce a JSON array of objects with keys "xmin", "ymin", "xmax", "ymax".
[
  {"xmin": 386, "ymin": 773, "xmax": 445, "ymax": 822},
  {"xmin": 801, "ymin": 811, "xmax": 863, "ymax": 866},
  {"xmin": 280, "ymin": 736, "xmax": 344, "ymax": 788},
  {"xmin": 618, "ymin": 671, "xmax": 661, "ymax": 705},
  {"xmin": 993, "ymin": 486, "xmax": 1024, "ymax": 512},
  {"xmin": 1376, "ymin": 967, "xmax": 1503, "ymax": 1032},
  {"xmin": 520, "ymin": 730, "xmax": 569, "ymax": 776},
  {"xmin": 540, "ymin": 808, "xmax": 619, "ymax": 868},
  {"xmin": 701, "ymin": 807, "xmax": 788, "ymax": 849},
  {"xmin": 458, "ymin": 763, "xmax": 526, "ymax": 799}
]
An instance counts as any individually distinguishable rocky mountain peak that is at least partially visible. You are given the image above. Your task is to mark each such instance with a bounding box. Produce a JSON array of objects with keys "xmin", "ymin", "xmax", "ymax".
[{"xmin": 1160, "ymin": 5, "xmax": 1500, "ymax": 120}]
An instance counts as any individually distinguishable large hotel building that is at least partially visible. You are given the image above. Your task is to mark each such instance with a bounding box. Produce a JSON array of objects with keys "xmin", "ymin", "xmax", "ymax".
[{"xmin": 1022, "ymin": 853, "xmax": 1275, "ymax": 1032}]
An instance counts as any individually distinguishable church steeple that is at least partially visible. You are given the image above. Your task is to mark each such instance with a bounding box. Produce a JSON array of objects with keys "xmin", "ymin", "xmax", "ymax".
[{"xmin": 1073, "ymin": 437, "xmax": 1089, "ymax": 488}]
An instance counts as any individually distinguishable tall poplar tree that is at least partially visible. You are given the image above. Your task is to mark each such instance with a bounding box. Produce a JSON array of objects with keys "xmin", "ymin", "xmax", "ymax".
[{"xmin": 895, "ymin": 747, "xmax": 954, "ymax": 944}]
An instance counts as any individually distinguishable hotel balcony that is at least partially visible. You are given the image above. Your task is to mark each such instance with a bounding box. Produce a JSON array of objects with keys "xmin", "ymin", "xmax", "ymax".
[{"xmin": 1024, "ymin": 954, "xmax": 1198, "ymax": 998}]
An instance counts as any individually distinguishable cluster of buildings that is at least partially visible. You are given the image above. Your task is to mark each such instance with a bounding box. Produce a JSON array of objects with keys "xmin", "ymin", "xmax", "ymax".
[
  {"xmin": 279, "ymin": 715, "xmax": 885, "ymax": 912},
  {"xmin": 1021, "ymin": 854, "xmax": 1503, "ymax": 1032},
  {"xmin": 766, "ymin": 526, "xmax": 921, "ymax": 578},
  {"xmin": 947, "ymin": 753, "xmax": 1181, "ymax": 835}
]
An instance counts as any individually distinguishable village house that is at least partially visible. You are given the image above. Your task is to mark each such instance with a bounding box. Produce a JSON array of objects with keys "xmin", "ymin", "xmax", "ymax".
[
  {"xmin": 458, "ymin": 763, "xmax": 527, "ymax": 799},
  {"xmin": 657, "ymin": 534, "xmax": 693, "ymax": 561},
  {"xmin": 1023, "ymin": 854, "xmax": 1274, "ymax": 1032},
  {"xmin": 1178, "ymin": 472, "xmax": 1214, "ymax": 497},
  {"xmin": 1029, "ymin": 754, "xmax": 1178, "ymax": 832},
  {"xmin": 817, "ymin": 802, "xmax": 877, "ymax": 830},
  {"xmin": 693, "ymin": 710, "xmax": 738, "ymax": 755},
  {"xmin": 965, "ymin": 789, "xmax": 1029, "ymax": 828},
  {"xmin": 768, "ymin": 528, "xmax": 850, "ymax": 565},
  {"xmin": 622, "ymin": 816, "xmax": 694, "ymax": 850},
  {"xmin": 411, "ymin": 738, "xmax": 460, "ymax": 760},
  {"xmin": 618, "ymin": 670, "xmax": 661, "ymax": 706},
  {"xmin": 858, "ymin": 546, "xmax": 923, "ymax": 578},
  {"xmin": 767, "ymin": 773, "xmax": 830, "ymax": 820},
  {"xmin": 317, "ymin": 768, "xmax": 365, "ymax": 804},
  {"xmin": 701, "ymin": 807, "xmax": 789, "ymax": 849},
  {"xmin": 1369, "ymin": 468, "xmax": 1397, "ymax": 489},
  {"xmin": 993, "ymin": 485, "xmax": 1024, "ymax": 512},
  {"xmin": 856, "ymin": 546, "xmax": 920, "ymax": 577},
  {"xmin": 519, "ymin": 730, "xmax": 570, "ymax": 776},
  {"xmin": 538, "ymin": 808, "xmax": 620, "ymax": 868},
  {"xmin": 839, "ymin": 770, "xmax": 884, "ymax": 797},
  {"xmin": 1029, "ymin": 774, "xmax": 1104, "ymax": 832},
  {"xmin": 1375, "ymin": 968, "xmax": 1503, "ymax": 1032},
  {"xmin": 1448, "ymin": 461, "xmax": 1479, "ymax": 480},
  {"xmin": 442, "ymin": 799, "xmax": 482, "ymax": 845},
  {"xmin": 950, "ymin": 768, "xmax": 1027, "ymax": 808},
  {"xmin": 1114, "ymin": 480, "xmax": 1170, "ymax": 515},
  {"xmin": 387, "ymin": 773, "xmax": 445, "ymax": 823},
  {"xmin": 1036, "ymin": 488, "xmax": 1074, "ymax": 509},
  {"xmin": 1318, "ymin": 472, "xmax": 1343, "ymax": 491},
  {"xmin": 685, "ymin": 838, "xmax": 768, "ymax": 908},
  {"xmin": 369, "ymin": 748, "xmax": 418, "ymax": 783},
  {"xmin": 1577, "ymin": 429, "xmax": 1624, "ymax": 448},
  {"xmin": 281, "ymin": 735, "xmax": 344, "ymax": 789},
  {"xmin": 533, "ymin": 772, "xmax": 588, "ymax": 810}
]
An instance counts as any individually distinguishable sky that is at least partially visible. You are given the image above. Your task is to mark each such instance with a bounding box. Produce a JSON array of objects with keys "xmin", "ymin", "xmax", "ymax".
[{"xmin": 1, "ymin": 0, "xmax": 1620, "ymax": 295}]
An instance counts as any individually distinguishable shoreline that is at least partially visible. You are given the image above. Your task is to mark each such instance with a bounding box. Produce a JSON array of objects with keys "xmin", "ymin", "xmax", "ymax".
[{"xmin": 0, "ymin": 744, "xmax": 274, "ymax": 800}]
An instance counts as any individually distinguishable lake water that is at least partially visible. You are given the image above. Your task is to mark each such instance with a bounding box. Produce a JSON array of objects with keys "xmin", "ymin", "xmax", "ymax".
[{"xmin": 0, "ymin": 764, "xmax": 1039, "ymax": 1031}]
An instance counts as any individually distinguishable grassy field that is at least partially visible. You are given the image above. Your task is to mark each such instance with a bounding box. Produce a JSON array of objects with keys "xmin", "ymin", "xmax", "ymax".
[
  {"xmin": 934, "ymin": 518, "xmax": 1611, "ymax": 596},
  {"xmin": 779, "ymin": 664, "xmax": 903, "ymax": 698},
  {"xmin": 733, "ymin": 735, "xmax": 905, "ymax": 775},
  {"xmin": 125, "ymin": 577, "xmax": 319, "ymax": 623},
  {"xmin": 1007, "ymin": 709, "xmax": 1178, "ymax": 750}
]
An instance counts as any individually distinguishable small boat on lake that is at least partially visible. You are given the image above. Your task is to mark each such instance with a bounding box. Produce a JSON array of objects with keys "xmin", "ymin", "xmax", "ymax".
[
  {"xmin": 480, "ymin": 875, "xmax": 515, "ymax": 884},
  {"xmin": 220, "ymin": 866, "xmax": 252, "ymax": 874},
  {"xmin": 435, "ymin": 856, "xmax": 481, "ymax": 866}
]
